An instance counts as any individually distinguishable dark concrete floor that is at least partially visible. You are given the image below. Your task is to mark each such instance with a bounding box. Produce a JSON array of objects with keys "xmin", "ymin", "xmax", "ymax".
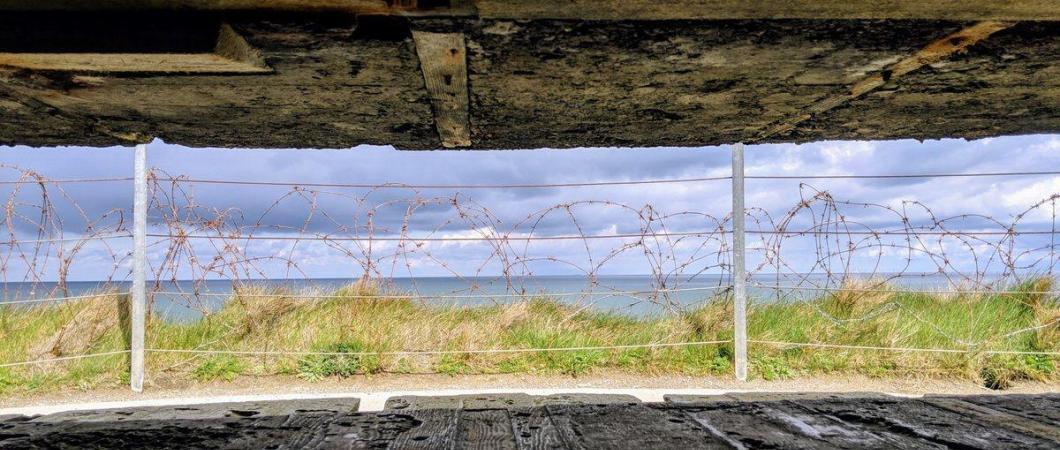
[{"xmin": 0, "ymin": 393, "xmax": 1057, "ymax": 449}]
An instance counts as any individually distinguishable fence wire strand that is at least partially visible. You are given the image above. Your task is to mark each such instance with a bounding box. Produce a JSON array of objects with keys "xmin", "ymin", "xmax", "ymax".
[
  {"xmin": 146, "ymin": 340, "xmax": 734, "ymax": 357},
  {"xmin": 154, "ymin": 175, "xmax": 733, "ymax": 189},
  {"xmin": 749, "ymin": 340, "xmax": 1060, "ymax": 356},
  {"xmin": 2, "ymin": 160, "xmax": 1059, "ymax": 379},
  {"xmin": 0, "ymin": 351, "xmax": 131, "ymax": 368}
]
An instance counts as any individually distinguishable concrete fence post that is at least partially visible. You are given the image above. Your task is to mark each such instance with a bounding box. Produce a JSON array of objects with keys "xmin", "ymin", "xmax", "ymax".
[
  {"xmin": 131, "ymin": 143, "xmax": 147, "ymax": 392},
  {"xmin": 731, "ymin": 142, "xmax": 748, "ymax": 381}
]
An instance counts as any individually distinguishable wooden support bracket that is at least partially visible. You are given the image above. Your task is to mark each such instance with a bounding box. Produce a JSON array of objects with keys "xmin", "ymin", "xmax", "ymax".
[{"xmin": 412, "ymin": 31, "xmax": 471, "ymax": 148}]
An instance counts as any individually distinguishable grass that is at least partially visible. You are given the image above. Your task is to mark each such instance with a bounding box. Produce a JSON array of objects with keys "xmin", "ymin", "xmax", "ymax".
[{"xmin": 0, "ymin": 278, "xmax": 1056, "ymax": 394}]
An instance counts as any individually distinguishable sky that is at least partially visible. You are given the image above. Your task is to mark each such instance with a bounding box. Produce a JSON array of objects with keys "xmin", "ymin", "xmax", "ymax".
[{"xmin": 1, "ymin": 134, "xmax": 1058, "ymax": 284}]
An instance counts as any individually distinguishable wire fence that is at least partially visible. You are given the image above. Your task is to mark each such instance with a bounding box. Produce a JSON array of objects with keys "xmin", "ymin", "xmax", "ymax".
[{"xmin": 1, "ymin": 148, "xmax": 1058, "ymax": 390}]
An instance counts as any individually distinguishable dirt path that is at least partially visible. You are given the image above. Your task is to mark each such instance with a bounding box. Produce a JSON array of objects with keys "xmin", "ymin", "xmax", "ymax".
[{"xmin": 2, "ymin": 371, "xmax": 1057, "ymax": 410}]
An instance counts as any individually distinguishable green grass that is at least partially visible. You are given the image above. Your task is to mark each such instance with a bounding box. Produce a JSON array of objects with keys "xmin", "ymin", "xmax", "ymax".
[
  {"xmin": 193, "ymin": 356, "xmax": 245, "ymax": 382},
  {"xmin": 0, "ymin": 279, "xmax": 1056, "ymax": 394}
]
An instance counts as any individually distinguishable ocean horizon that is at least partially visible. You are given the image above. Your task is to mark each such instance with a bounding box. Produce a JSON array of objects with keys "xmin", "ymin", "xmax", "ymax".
[{"xmin": 3, "ymin": 273, "xmax": 1049, "ymax": 321}]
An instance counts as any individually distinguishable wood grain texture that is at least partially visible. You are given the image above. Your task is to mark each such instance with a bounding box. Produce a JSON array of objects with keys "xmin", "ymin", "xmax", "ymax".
[
  {"xmin": 458, "ymin": 409, "xmax": 518, "ymax": 450},
  {"xmin": 921, "ymin": 397, "xmax": 1060, "ymax": 444},
  {"xmin": 1, "ymin": 1, "xmax": 1057, "ymax": 20},
  {"xmin": 390, "ymin": 408, "xmax": 461, "ymax": 449},
  {"xmin": 509, "ymin": 407, "xmax": 567, "ymax": 450},
  {"xmin": 413, "ymin": 30, "xmax": 471, "ymax": 148},
  {"xmin": 545, "ymin": 403, "xmax": 727, "ymax": 449},
  {"xmin": 0, "ymin": 18, "xmax": 1056, "ymax": 149},
  {"xmin": 474, "ymin": 1, "xmax": 1060, "ymax": 21},
  {"xmin": 754, "ymin": 21, "xmax": 1014, "ymax": 142},
  {"xmin": 0, "ymin": 53, "xmax": 270, "ymax": 74},
  {"xmin": 1, "ymin": 394, "xmax": 1058, "ymax": 448}
]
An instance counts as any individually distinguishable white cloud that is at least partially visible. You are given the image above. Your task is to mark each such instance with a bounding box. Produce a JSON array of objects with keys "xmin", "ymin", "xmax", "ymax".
[{"xmin": 3, "ymin": 135, "xmax": 1059, "ymax": 282}]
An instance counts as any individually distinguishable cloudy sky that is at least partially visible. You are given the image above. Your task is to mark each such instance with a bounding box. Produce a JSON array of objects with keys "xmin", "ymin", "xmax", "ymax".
[{"xmin": 2, "ymin": 134, "xmax": 1058, "ymax": 283}]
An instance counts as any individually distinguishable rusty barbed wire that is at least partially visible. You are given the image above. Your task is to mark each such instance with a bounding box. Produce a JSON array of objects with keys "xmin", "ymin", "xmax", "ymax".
[
  {"xmin": 2, "ymin": 163, "xmax": 1058, "ymax": 364},
  {"xmin": 143, "ymin": 169, "xmax": 733, "ymax": 313},
  {"xmin": 0, "ymin": 164, "xmax": 130, "ymax": 300}
]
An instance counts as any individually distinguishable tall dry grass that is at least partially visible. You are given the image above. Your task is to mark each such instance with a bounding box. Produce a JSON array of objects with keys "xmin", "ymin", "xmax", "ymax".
[{"xmin": 0, "ymin": 279, "xmax": 1055, "ymax": 393}]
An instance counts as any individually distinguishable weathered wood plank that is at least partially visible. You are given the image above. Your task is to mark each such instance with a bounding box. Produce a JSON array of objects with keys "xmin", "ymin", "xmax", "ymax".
[
  {"xmin": 922, "ymin": 396, "xmax": 1060, "ymax": 444},
  {"xmin": 954, "ymin": 394, "xmax": 1060, "ymax": 424},
  {"xmin": 2, "ymin": 1, "xmax": 1057, "ymax": 20},
  {"xmin": 474, "ymin": 1, "xmax": 1060, "ymax": 21},
  {"xmin": 28, "ymin": 398, "xmax": 358, "ymax": 423},
  {"xmin": 1, "ymin": 18, "xmax": 1057, "ymax": 149},
  {"xmin": 0, "ymin": 53, "xmax": 269, "ymax": 74},
  {"xmin": 280, "ymin": 410, "xmax": 342, "ymax": 448},
  {"xmin": 387, "ymin": 394, "xmax": 531, "ymax": 410},
  {"xmin": 509, "ymin": 407, "xmax": 566, "ymax": 450},
  {"xmin": 677, "ymin": 401, "xmax": 863, "ymax": 449},
  {"xmin": 458, "ymin": 409, "xmax": 518, "ymax": 450},
  {"xmin": 3, "ymin": 394, "xmax": 1060, "ymax": 448},
  {"xmin": 755, "ymin": 20, "xmax": 1014, "ymax": 142},
  {"xmin": 412, "ymin": 30, "xmax": 471, "ymax": 148},
  {"xmin": 546, "ymin": 403, "xmax": 728, "ymax": 449},
  {"xmin": 666, "ymin": 392, "xmax": 893, "ymax": 405},
  {"xmin": 390, "ymin": 408, "xmax": 460, "ymax": 450},
  {"xmin": 313, "ymin": 412, "xmax": 423, "ymax": 448},
  {"xmin": 0, "ymin": 1, "xmax": 394, "ymax": 14},
  {"xmin": 386, "ymin": 394, "xmax": 640, "ymax": 410},
  {"xmin": 0, "ymin": 24, "xmax": 269, "ymax": 74},
  {"xmin": 793, "ymin": 396, "xmax": 1057, "ymax": 449},
  {"xmin": 768, "ymin": 400, "xmax": 918, "ymax": 448}
]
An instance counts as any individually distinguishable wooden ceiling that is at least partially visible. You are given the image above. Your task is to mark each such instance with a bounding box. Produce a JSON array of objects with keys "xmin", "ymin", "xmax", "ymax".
[{"xmin": 0, "ymin": 2, "xmax": 1056, "ymax": 149}]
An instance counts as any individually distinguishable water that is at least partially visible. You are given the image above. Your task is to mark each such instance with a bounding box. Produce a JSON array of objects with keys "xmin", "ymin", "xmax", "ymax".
[{"xmin": 1, "ymin": 273, "xmax": 1047, "ymax": 322}]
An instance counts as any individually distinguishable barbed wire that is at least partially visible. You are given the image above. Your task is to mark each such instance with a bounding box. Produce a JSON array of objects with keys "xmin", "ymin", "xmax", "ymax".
[
  {"xmin": 146, "ymin": 230, "xmax": 725, "ymax": 242},
  {"xmin": 2, "ymin": 162, "xmax": 1058, "ymax": 377},
  {"xmin": 0, "ymin": 293, "xmax": 125, "ymax": 306},
  {"xmin": 1, "ymin": 233, "xmax": 132, "ymax": 245},
  {"xmin": 146, "ymin": 229, "xmax": 1057, "ymax": 242},
  {"xmin": 6, "ymin": 170, "xmax": 1047, "ymax": 187},
  {"xmin": 0, "ymin": 177, "xmax": 133, "ymax": 185},
  {"xmin": 130, "ymin": 169, "xmax": 1060, "ymax": 188},
  {"xmin": 145, "ymin": 340, "xmax": 734, "ymax": 357},
  {"xmin": 153, "ymin": 175, "xmax": 733, "ymax": 189},
  {"xmin": 746, "ymin": 230, "xmax": 1055, "ymax": 236},
  {"xmin": 749, "ymin": 340, "xmax": 1060, "ymax": 356},
  {"xmin": 750, "ymin": 283, "xmax": 1060, "ymax": 296},
  {"xmin": 154, "ymin": 285, "xmax": 728, "ymax": 300},
  {"xmin": 745, "ymin": 170, "xmax": 1060, "ymax": 180}
]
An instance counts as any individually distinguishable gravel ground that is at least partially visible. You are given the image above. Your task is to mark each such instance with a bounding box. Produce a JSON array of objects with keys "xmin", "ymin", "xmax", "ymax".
[{"xmin": 2, "ymin": 371, "xmax": 1056, "ymax": 410}]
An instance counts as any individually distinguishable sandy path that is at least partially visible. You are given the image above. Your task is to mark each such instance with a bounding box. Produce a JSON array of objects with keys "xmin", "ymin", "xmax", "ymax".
[{"xmin": 2, "ymin": 371, "xmax": 1057, "ymax": 410}]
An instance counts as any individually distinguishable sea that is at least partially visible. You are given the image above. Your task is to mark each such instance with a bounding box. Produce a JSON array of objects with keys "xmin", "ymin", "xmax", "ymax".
[{"xmin": 0, "ymin": 273, "xmax": 1046, "ymax": 322}]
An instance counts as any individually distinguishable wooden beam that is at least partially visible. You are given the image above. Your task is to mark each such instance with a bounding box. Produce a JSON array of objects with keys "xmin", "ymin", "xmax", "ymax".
[
  {"xmin": 0, "ymin": 1, "xmax": 391, "ymax": 13},
  {"xmin": 0, "ymin": 23, "xmax": 270, "ymax": 74},
  {"xmin": 0, "ymin": 1, "xmax": 477, "ymax": 16},
  {"xmin": 474, "ymin": 1, "xmax": 1059, "ymax": 21},
  {"xmin": 0, "ymin": 53, "xmax": 269, "ymax": 74},
  {"xmin": 0, "ymin": 1, "xmax": 1055, "ymax": 20},
  {"xmin": 412, "ymin": 31, "xmax": 471, "ymax": 148},
  {"xmin": 753, "ymin": 21, "xmax": 1014, "ymax": 142},
  {"xmin": 920, "ymin": 398, "xmax": 1060, "ymax": 443}
]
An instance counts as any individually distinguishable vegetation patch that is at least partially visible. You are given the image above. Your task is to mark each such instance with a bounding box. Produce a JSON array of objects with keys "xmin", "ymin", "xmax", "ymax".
[
  {"xmin": 0, "ymin": 279, "xmax": 1056, "ymax": 393},
  {"xmin": 297, "ymin": 341, "xmax": 381, "ymax": 381},
  {"xmin": 193, "ymin": 356, "xmax": 245, "ymax": 382}
]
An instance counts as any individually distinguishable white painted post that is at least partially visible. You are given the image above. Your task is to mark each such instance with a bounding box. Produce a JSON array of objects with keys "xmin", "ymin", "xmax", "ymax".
[
  {"xmin": 731, "ymin": 142, "xmax": 748, "ymax": 381},
  {"xmin": 131, "ymin": 143, "xmax": 147, "ymax": 392}
]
